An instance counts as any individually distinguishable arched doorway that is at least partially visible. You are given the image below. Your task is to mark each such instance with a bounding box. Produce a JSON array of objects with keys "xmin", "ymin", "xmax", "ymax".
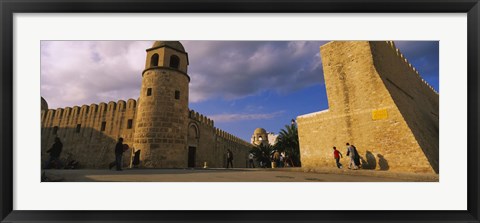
[{"xmin": 187, "ymin": 123, "xmax": 199, "ymax": 168}]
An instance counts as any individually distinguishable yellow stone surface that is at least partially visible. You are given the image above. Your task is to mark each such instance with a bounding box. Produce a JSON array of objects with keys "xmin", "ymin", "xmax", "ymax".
[
  {"xmin": 297, "ymin": 41, "xmax": 439, "ymax": 174},
  {"xmin": 372, "ymin": 109, "xmax": 388, "ymax": 120}
]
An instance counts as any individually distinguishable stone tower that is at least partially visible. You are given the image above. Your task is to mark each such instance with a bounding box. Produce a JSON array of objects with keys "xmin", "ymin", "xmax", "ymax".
[{"xmin": 133, "ymin": 41, "xmax": 190, "ymax": 168}]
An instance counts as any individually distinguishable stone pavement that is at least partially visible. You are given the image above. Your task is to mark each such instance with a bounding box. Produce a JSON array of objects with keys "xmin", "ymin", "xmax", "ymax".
[{"xmin": 42, "ymin": 167, "xmax": 438, "ymax": 182}]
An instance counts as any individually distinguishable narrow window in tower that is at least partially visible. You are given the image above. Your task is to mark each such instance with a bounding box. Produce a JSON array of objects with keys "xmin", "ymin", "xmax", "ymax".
[
  {"xmin": 175, "ymin": 90, "xmax": 180, "ymax": 100},
  {"xmin": 53, "ymin": 126, "xmax": 58, "ymax": 135},
  {"xmin": 101, "ymin": 121, "xmax": 106, "ymax": 131},
  {"xmin": 76, "ymin": 124, "xmax": 81, "ymax": 133},
  {"xmin": 169, "ymin": 55, "xmax": 180, "ymax": 69},
  {"xmin": 147, "ymin": 88, "xmax": 152, "ymax": 96},
  {"xmin": 127, "ymin": 119, "xmax": 133, "ymax": 129},
  {"xmin": 150, "ymin": 53, "xmax": 159, "ymax": 67}
]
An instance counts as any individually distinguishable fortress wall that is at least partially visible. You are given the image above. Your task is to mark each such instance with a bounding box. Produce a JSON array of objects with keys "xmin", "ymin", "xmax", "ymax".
[
  {"xmin": 215, "ymin": 129, "xmax": 252, "ymax": 168},
  {"xmin": 41, "ymin": 99, "xmax": 138, "ymax": 168},
  {"xmin": 297, "ymin": 41, "xmax": 436, "ymax": 173},
  {"xmin": 189, "ymin": 110, "xmax": 253, "ymax": 168},
  {"xmin": 370, "ymin": 41, "xmax": 439, "ymax": 173},
  {"xmin": 188, "ymin": 110, "xmax": 217, "ymax": 167}
]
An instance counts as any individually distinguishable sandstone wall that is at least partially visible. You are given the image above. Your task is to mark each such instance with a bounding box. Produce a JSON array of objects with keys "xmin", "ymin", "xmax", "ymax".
[
  {"xmin": 188, "ymin": 109, "xmax": 253, "ymax": 168},
  {"xmin": 41, "ymin": 99, "xmax": 137, "ymax": 168},
  {"xmin": 297, "ymin": 41, "xmax": 438, "ymax": 173},
  {"xmin": 41, "ymin": 102, "xmax": 252, "ymax": 169}
]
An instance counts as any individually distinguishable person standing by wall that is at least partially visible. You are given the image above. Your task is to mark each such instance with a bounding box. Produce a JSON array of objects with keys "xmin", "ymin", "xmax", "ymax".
[
  {"xmin": 351, "ymin": 145, "xmax": 361, "ymax": 169},
  {"xmin": 109, "ymin": 138, "xmax": 125, "ymax": 171},
  {"xmin": 346, "ymin": 143, "xmax": 358, "ymax": 170},
  {"xmin": 273, "ymin": 150, "xmax": 280, "ymax": 168},
  {"xmin": 333, "ymin": 146, "xmax": 343, "ymax": 169},
  {"xmin": 248, "ymin": 153, "xmax": 255, "ymax": 168},
  {"xmin": 226, "ymin": 149, "xmax": 234, "ymax": 168},
  {"xmin": 45, "ymin": 137, "xmax": 63, "ymax": 169}
]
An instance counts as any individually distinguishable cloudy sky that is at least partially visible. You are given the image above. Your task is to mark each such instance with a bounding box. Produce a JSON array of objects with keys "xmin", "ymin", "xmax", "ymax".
[{"xmin": 41, "ymin": 41, "xmax": 439, "ymax": 142}]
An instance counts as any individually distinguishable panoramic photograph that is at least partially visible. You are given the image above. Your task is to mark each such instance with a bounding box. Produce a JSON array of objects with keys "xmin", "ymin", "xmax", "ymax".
[{"xmin": 40, "ymin": 40, "xmax": 439, "ymax": 182}]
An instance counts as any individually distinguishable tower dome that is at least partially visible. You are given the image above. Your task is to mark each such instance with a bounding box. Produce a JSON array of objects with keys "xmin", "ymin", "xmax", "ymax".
[
  {"xmin": 254, "ymin": 128, "xmax": 267, "ymax": 134},
  {"xmin": 41, "ymin": 97, "xmax": 48, "ymax": 111},
  {"xmin": 252, "ymin": 128, "xmax": 269, "ymax": 146},
  {"xmin": 150, "ymin": 41, "xmax": 185, "ymax": 52}
]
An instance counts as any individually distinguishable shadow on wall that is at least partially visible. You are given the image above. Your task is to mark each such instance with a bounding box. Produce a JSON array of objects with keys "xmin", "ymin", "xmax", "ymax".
[
  {"xmin": 41, "ymin": 127, "xmax": 133, "ymax": 169},
  {"xmin": 377, "ymin": 154, "xmax": 389, "ymax": 170},
  {"xmin": 359, "ymin": 151, "xmax": 388, "ymax": 170},
  {"xmin": 370, "ymin": 42, "xmax": 439, "ymax": 173},
  {"xmin": 360, "ymin": 150, "xmax": 377, "ymax": 169}
]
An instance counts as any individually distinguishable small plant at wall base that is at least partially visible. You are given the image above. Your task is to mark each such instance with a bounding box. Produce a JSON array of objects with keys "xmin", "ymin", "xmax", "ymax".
[
  {"xmin": 250, "ymin": 124, "xmax": 301, "ymax": 168},
  {"xmin": 275, "ymin": 124, "xmax": 301, "ymax": 167},
  {"xmin": 250, "ymin": 144, "xmax": 274, "ymax": 168}
]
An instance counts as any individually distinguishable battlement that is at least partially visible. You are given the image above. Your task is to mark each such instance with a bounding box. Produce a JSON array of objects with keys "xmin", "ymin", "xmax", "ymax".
[
  {"xmin": 384, "ymin": 41, "xmax": 438, "ymax": 94},
  {"xmin": 214, "ymin": 127, "xmax": 252, "ymax": 148},
  {"xmin": 189, "ymin": 109, "xmax": 214, "ymax": 127},
  {"xmin": 41, "ymin": 98, "xmax": 137, "ymax": 129}
]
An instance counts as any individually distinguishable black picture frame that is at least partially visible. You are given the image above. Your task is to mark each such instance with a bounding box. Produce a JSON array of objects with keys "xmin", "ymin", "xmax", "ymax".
[{"xmin": 1, "ymin": 0, "xmax": 479, "ymax": 222}]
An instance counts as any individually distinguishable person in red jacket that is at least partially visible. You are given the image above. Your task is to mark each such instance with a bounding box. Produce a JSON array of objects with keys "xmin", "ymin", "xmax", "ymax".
[{"xmin": 333, "ymin": 146, "xmax": 343, "ymax": 169}]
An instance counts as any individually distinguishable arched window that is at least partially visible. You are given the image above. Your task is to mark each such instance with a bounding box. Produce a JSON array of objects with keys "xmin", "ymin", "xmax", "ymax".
[
  {"xmin": 169, "ymin": 55, "xmax": 180, "ymax": 69},
  {"xmin": 188, "ymin": 124, "xmax": 199, "ymax": 139},
  {"xmin": 150, "ymin": 53, "xmax": 159, "ymax": 67}
]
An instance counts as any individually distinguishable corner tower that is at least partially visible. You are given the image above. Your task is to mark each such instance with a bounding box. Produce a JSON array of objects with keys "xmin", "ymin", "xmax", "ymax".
[{"xmin": 134, "ymin": 41, "xmax": 190, "ymax": 168}]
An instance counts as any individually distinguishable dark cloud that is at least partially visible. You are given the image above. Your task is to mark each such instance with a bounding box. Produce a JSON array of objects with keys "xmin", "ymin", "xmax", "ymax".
[{"xmin": 184, "ymin": 41, "xmax": 327, "ymax": 102}]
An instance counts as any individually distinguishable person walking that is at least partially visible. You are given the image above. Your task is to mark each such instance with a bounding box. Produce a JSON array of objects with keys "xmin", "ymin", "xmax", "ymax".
[
  {"xmin": 333, "ymin": 146, "xmax": 343, "ymax": 169},
  {"xmin": 346, "ymin": 143, "xmax": 358, "ymax": 170},
  {"xmin": 45, "ymin": 137, "xmax": 63, "ymax": 169},
  {"xmin": 248, "ymin": 153, "xmax": 255, "ymax": 168},
  {"xmin": 109, "ymin": 137, "xmax": 125, "ymax": 171},
  {"xmin": 273, "ymin": 150, "xmax": 280, "ymax": 168},
  {"xmin": 351, "ymin": 145, "xmax": 361, "ymax": 168},
  {"xmin": 260, "ymin": 151, "xmax": 267, "ymax": 168},
  {"xmin": 226, "ymin": 149, "xmax": 234, "ymax": 168}
]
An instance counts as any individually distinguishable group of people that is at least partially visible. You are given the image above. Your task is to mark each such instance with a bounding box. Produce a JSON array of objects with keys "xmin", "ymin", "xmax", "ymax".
[
  {"xmin": 108, "ymin": 137, "xmax": 141, "ymax": 171},
  {"xmin": 333, "ymin": 143, "xmax": 361, "ymax": 170},
  {"xmin": 247, "ymin": 150, "xmax": 290, "ymax": 168}
]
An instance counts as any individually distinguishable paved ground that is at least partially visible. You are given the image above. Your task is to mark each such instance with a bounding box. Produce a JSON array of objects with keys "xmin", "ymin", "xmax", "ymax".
[{"xmin": 43, "ymin": 167, "xmax": 438, "ymax": 182}]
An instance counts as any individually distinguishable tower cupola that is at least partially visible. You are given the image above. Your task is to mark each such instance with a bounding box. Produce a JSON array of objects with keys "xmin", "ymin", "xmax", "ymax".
[{"xmin": 144, "ymin": 41, "xmax": 189, "ymax": 76}]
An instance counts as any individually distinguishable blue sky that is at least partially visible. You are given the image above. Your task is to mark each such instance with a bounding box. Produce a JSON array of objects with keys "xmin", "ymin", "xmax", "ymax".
[{"xmin": 41, "ymin": 41, "xmax": 439, "ymax": 143}]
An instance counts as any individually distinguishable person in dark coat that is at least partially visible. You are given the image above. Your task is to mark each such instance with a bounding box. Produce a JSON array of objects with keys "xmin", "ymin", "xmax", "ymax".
[
  {"xmin": 352, "ymin": 145, "xmax": 361, "ymax": 168},
  {"xmin": 109, "ymin": 138, "xmax": 125, "ymax": 171},
  {"xmin": 132, "ymin": 150, "xmax": 141, "ymax": 168},
  {"xmin": 45, "ymin": 137, "xmax": 63, "ymax": 169},
  {"xmin": 226, "ymin": 149, "xmax": 234, "ymax": 168},
  {"xmin": 346, "ymin": 143, "xmax": 358, "ymax": 170}
]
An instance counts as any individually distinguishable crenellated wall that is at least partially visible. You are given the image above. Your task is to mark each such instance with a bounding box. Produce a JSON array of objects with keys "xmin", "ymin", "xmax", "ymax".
[
  {"xmin": 41, "ymin": 102, "xmax": 252, "ymax": 169},
  {"xmin": 297, "ymin": 41, "xmax": 438, "ymax": 174},
  {"xmin": 187, "ymin": 109, "xmax": 253, "ymax": 168},
  {"xmin": 41, "ymin": 99, "xmax": 138, "ymax": 168}
]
